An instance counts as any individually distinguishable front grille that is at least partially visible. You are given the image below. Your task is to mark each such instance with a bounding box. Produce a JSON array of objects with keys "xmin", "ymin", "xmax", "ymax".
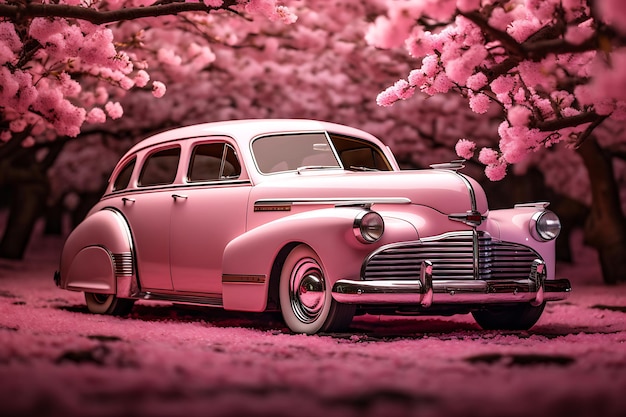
[{"xmin": 362, "ymin": 231, "xmax": 540, "ymax": 281}]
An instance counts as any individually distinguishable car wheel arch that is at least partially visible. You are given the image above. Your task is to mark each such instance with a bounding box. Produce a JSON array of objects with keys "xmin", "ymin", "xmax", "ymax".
[{"xmin": 60, "ymin": 207, "xmax": 138, "ymax": 297}]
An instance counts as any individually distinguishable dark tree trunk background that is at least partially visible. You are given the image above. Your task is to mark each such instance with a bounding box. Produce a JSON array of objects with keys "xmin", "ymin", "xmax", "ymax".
[{"xmin": 577, "ymin": 137, "xmax": 626, "ymax": 284}]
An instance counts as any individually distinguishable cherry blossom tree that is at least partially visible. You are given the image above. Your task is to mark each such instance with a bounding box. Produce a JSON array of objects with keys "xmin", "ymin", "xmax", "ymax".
[
  {"xmin": 367, "ymin": 0, "xmax": 626, "ymax": 284},
  {"xmin": 0, "ymin": 0, "xmax": 296, "ymax": 259}
]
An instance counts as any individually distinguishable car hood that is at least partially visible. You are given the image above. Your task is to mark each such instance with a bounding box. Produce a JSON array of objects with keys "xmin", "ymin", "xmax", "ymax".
[{"xmin": 251, "ymin": 169, "xmax": 488, "ymax": 215}]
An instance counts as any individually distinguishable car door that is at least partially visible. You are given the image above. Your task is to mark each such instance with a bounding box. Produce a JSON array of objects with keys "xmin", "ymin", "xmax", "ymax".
[
  {"xmin": 118, "ymin": 146, "xmax": 181, "ymax": 291},
  {"xmin": 169, "ymin": 141, "xmax": 251, "ymax": 295}
]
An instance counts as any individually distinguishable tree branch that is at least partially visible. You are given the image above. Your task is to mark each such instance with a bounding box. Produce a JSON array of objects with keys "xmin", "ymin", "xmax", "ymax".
[
  {"xmin": 536, "ymin": 111, "xmax": 604, "ymax": 132},
  {"xmin": 0, "ymin": 1, "xmax": 238, "ymax": 25}
]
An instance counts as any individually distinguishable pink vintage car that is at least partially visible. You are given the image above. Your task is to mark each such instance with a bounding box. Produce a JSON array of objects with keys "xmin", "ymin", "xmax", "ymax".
[{"xmin": 55, "ymin": 119, "xmax": 571, "ymax": 334}]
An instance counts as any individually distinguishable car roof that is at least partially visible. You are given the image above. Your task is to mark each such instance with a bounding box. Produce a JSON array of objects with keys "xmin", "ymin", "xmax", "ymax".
[{"xmin": 125, "ymin": 119, "xmax": 382, "ymax": 155}]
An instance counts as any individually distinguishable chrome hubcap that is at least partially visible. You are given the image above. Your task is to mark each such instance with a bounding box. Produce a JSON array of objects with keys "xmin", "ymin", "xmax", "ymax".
[{"xmin": 289, "ymin": 258, "xmax": 326, "ymax": 323}]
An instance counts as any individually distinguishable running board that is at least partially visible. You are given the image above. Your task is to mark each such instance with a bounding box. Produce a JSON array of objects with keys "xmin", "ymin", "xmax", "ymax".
[{"xmin": 139, "ymin": 291, "xmax": 223, "ymax": 307}]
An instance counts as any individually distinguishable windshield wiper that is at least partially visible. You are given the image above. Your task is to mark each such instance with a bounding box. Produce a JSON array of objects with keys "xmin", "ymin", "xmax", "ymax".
[
  {"xmin": 348, "ymin": 166, "xmax": 378, "ymax": 172},
  {"xmin": 296, "ymin": 166, "xmax": 341, "ymax": 174}
]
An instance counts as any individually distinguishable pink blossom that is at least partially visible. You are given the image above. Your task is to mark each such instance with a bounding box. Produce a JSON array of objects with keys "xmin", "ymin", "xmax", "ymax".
[
  {"xmin": 0, "ymin": 131, "xmax": 11, "ymax": 142},
  {"xmin": 524, "ymin": 0, "xmax": 557, "ymax": 21},
  {"xmin": 119, "ymin": 77, "xmax": 135, "ymax": 90},
  {"xmin": 408, "ymin": 69, "xmax": 427, "ymax": 87},
  {"xmin": 490, "ymin": 76, "xmax": 515, "ymax": 95},
  {"xmin": 565, "ymin": 24, "xmax": 594, "ymax": 45},
  {"xmin": 152, "ymin": 81, "xmax": 167, "ymax": 98},
  {"xmin": 366, "ymin": 16, "xmax": 411, "ymax": 49},
  {"xmin": 507, "ymin": 18, "xmax": 541, "ymax": 43},
  {"xmin": 484, "ymin": 161, "xmax": 507, "ymax": 181},
  {"xmin": 456, "ymin": 0, "xmax": 481, "ymax": 13},
  {"xmin": 466, "ymin": 72, "xmax": 488, "ymax": 90},
  {"xmin": 376, "ymin": 86, "xmax": 399, "ymax": 107},
  {"xmin": 157, "ymin": 48, "xmax": 182, "ymax": 66},
  {"xmin": 79, "ymin": 28, "xmax": 117, "ymax": 66},
  {"xmin": 478, "ymin": 148, "xmax": 499, "ymax": 165},
  {"xmin": 94, "ymin": 87, "xmax": 109, "ymax": 105},
  {"xmin": 420, "ymin": 55, "xmax": 440, "ymax": 77},
  {"xmin": 455, "ymin": 138, "xmax": 476, "ymax": 159},
  {"xmin": 134, "ymin": 70, "xmax": 150, "ymax": 88},
  {"xmin": 202, "ymin": 0, "xmax": 223, "ymax": 6},
  {"xmin": 58, "ymin": 73, "xmax": 82, "ymax": 97},
  {"xmin": 105, "ymin": 101, "xmax": 124, "ymax": 119},
  {"xmin": 21, "ymin": 136, "xmax": 36, "ymax": 148},
  {"xmin": 507, "ymin": 105, "xmax": 532, "ymax": 127},
  {"xmin": 432, "ymin": 73, "xmax": 453, "ymax": 93},
  {"xmin": 0, "ymin": 21, "xmax": 22, "ymax": 52},
  {"xmin": 54, "ymin": 100, "xmax": 87, "ymax": 137},
  {"xmin": 597, "ymin": 0, "xmax": 626, "ymax": 35},
  {"xmin": 86, "ymin": 108, "xmax": 107, "ymax": 124},
  {"xmin": 405, "ymin": 28, "xmax": 430, "ymax": 58},
  {"xmin": 392, "ymin": 79, "xmax": 415, "ymax": 100},
  {"xmin": 9, "ymin": 119, "xmax": 27, "ymax": 133},
  {"xmin": 469, "ymin": 92, "xmax": 491, "ymax": 114}
]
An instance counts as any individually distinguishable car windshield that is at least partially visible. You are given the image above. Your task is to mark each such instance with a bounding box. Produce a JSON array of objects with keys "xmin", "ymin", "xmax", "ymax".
[
  {"xmin": 252, "ymin": 132, "xmax": 393, "ymax": 174},
  {"xmin": 252, "ymin": 132, "xmax": 341, "ymax": 174}
]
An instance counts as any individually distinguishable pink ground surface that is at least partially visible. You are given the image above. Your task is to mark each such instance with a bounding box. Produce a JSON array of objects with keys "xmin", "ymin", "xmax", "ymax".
[{"xmin": 1, "ymin": 231, "xmax": 625, "ymax": 417}]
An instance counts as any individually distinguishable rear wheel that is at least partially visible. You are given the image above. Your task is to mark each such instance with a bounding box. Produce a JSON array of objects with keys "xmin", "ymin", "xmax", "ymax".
[
  {"xmin": 85, "ymin": 292, "xmax": 135, "ymax": 316},
  {"xmin": 279, "ymin": 245, "xmax": 355, "ymax": 334},
  {"xmin": 472, "ymin": 302, "xmax": 545, "ymax": 330}
]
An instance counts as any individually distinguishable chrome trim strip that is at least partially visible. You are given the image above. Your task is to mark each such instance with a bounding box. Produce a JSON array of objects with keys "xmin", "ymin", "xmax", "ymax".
[
  {"xmin": 105, "ymin": 180, "xmax": 251, "ymax": 198},
  {"xmin": 222, "ymin": 274, "xmax": 267, "ymax": 284},
  {"xmin": 141, "ymin": 291, "xmax": 223, "ymax": 307},
  {"xmin": 254, "ymin": 197, "xmax": 411, "ymax": 208},
  {"xmin": 331, "ymin": 278, "xmax": 571, "ymax": 305},
  {"xmin": 514, "ymin": 202, "xmax": 550, "ymax": 209}
]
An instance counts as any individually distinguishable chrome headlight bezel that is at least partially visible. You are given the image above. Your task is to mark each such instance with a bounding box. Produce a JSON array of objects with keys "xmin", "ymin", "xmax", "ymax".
[
  {"xmin": 353, "ymin": 211, "xmax": 384, "ymax": 243},
  {"xmin": 530, "ymin": 210, "xmax": 561, "ymax": 241}
]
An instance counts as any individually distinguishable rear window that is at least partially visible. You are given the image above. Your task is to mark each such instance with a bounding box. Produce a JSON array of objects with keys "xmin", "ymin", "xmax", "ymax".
[
  {"xmin": 112, "ymin": 158, "xmax": 136, "ymax": 191},
  {"xmin": 139, "ymin": 147, "xmax": 181, "ymax": 186}
]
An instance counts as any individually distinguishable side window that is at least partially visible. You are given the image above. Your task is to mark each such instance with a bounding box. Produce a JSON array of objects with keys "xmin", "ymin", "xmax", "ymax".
[
  {"xmin": 223, "ymin": 145, "xmax": 242, "ymax": 179},
  {"xmin": 188, "ymin": 143, "xmax": 241, "ymax": 182},
  {"xmin": 139, "ymin": 147, "xmax": 181, "ymax": 186},
  {"xmin": 112, "ymin": 158, "xmax": 136, "ymax": 191}
]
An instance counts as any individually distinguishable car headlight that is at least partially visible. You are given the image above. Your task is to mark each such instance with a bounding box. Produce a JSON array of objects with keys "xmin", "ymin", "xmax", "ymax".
[
  {"xmin": 530, "ymin": 210, "xmax": 561, "ymax": 241},
  {"xmin": 353, "ymin": 211, "xmax": 384, "ymax": 243}
]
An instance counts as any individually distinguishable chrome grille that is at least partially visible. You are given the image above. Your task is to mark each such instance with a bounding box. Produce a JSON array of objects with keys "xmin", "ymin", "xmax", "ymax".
[
  {"xmin": 362, "ymin": 232, "xmax": 540, "ymax": 281},
  {"xmin": 111, "ymin": 252, "xmax": 134, "ymax": 277}
]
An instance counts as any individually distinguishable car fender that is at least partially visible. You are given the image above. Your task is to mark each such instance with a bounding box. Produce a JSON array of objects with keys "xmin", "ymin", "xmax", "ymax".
[
  {"xmin": 221, "ymin": 207, "xmax": 418, "ymax": 311},
  {"xmin": 488, "ymin": 207, "xmax": 557, "ymax": 279},
  {"xmin": 59, "ymin": 208, "xmax": 135, "ymax": 297}
]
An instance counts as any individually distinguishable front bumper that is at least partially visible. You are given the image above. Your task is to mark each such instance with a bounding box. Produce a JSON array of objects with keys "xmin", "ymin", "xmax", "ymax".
[{"xmin": 332, "ymin": 260, "xmax": 571, "ymax": 307}]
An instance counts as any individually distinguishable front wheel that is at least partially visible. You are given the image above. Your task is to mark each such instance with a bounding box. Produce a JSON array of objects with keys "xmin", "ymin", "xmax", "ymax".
[
  {"xmin": 472, "ymin": 302, "xmax": 546, "ymax": 330},
  {"xmin": 279, "ymin": 245, "xmax": 355, "ymax": 334},
  {"xmin": 85, "ymin": 292, "xmax": 135, "ymax": 316}
]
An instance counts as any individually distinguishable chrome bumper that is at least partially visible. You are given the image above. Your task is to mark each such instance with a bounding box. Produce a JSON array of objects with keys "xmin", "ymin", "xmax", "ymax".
[{"xmin": 331, "ymin": 260, "xmax": 571, "ymax": 307}]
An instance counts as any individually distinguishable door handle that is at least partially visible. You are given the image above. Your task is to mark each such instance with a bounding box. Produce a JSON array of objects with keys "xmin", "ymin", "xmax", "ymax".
[
  {"xmin": 122, "ymin": 197, "xmax": 136, "ymax": 205},
  {"xmin": 172, "ymin": 194, "xmax": 188, "ymax": 200}
]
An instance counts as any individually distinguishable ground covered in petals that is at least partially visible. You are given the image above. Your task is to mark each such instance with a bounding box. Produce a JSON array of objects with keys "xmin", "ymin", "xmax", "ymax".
[{"xmin": 1, "ymin": 235, "xmax": 625, "ymax": 417}]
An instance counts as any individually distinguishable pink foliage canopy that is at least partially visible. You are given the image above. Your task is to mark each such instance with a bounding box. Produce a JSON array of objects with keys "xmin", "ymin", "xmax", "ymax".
[
  {"xmin": 0, "ymin": 0, "xmax": 296, "ymax": 144},
  {"xmin": 368, "ymin": 0, "xmax": 626, "ymax": 180}
]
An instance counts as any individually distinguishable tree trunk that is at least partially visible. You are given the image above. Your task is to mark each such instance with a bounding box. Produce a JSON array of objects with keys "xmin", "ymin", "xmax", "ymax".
[
  {"xmin": 576, "ymin": 138, "xmax": 626, "ymax": 284},
  {"xmin": 0, "ymin": 181, "xmax": 49, "ymax": 259}
]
